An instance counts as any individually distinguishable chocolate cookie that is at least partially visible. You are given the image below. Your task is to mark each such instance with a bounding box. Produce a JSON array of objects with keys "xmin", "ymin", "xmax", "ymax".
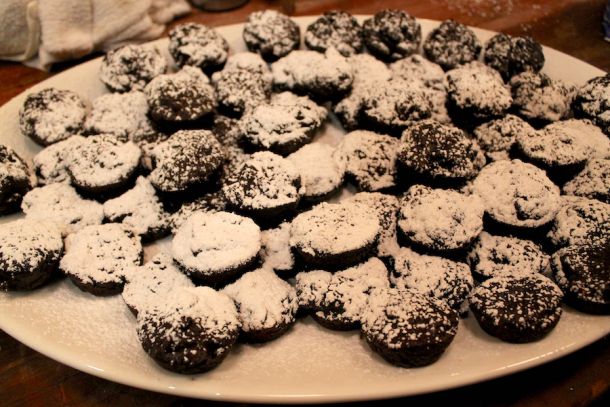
[
  {"xmin": 33, "ymin": 136, "xmax": 85, "ymax": 185},
  {"xmin": 259, "ymin": 222, "xmax": 295, "ymax": 276},
  {"xmin": 484, "ymin": 34, "xmax": 545, "ymax": 80},
  {"xmin": 242, "ymin": 10, "xmax": 300, "ymax": 62},
  {"xmin": 171, "ymin": 211, "xmax": 261, "ymax": 286},
  {"xmin": 223, "ymin": 267, "xmax": 298, "ymax": 342},
  {"xmin": 422, "ymin": 20, "xmax": 481, "ymax": 71},
  {"xmin": 19, "ymin": 88, "xmax": 87, "ymax": 146},
  {"xmin": 572, "ymin": 74, "xmax": 610, "ymax": 135},
  {"xmin": 469, "ymin": 275, "xmax": 563, "ymax": 343},
  {"xmin": 169, "ymin": 191, "xmax": 228, "ymax": 232},
  {"xmin": 100, "ymin": 44, "xmax": 168, "ymax": 93},
  {"xmin": 211, "ymin": 65, "xmax": 272, "ymax": 117},
  {"xmin": 287, "ymin": 143, "xmax": 344, "ymax": 202},
  {"xmin": 304, "ymin": 10, "xmax": 363, "ymax": 57},
  {"xmin": 563, "ymin": 158, "xmax": 610, "ymax": 204},
  {"xmin": 546, "ymin": 196, "xmax": 610, "ymax": 249},
  {"xmin": 168, "ymin": 23, "xmax": 229, "ymax": 75},
  {"xmin": 473, "ymin": 114, "xmax": 535, "ymax": 162},
  {"xmin": 361, "ymin": 287, "xmax": 459, "ymax": 367},
  {"xmin": 0, "ymin": 220, "xmax": 63, "ymax": 291},
  {"xmin": 0, "ymin": 144, "xmax": 34, "ymax": 215},
  {"xmin": 362, "ymin": 9, "xmax": 421, "ymax": 62},
  {"xmin": 295, "ymin": 269, "xmax": 332, "ymax": 313}
]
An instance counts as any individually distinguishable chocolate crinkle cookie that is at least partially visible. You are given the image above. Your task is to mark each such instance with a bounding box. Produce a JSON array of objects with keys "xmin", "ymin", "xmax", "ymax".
[
  {"xmin": 469, "ymin": 275, "xmax": 563, "ymax": 343},
  {"xmin": 145, "ymin": 66, "xmax": 217, "ymax": 122},
  {"xmin": 551, "ymin": 238, "xmax": 610, "ymax": 314},
  {"xmin": 0, "ymin": 220, "xmax": 63, "ymax": 291},
  {"xmin": 304, "ymin": 10, "xmax": 363, "ymax": 57},
  {"xmin": 362, "ymin": 9, "xmax": 421, "ymax": 62},
  {"xmin": 19, "ymin": 88, "xmax": 87, "ymax": 146},
  {"xmin": 136, "ymin": 286, "xmax": 240, "ymax": 374},
  {"xmin": 473, "ymin": 114, "xmax": 535, "ymax": 162},
  {"xmin": 169, "ymin": 191, "xmax": 228, "ymax": 232},
  {"xmin": 509, "ymin": 71, "xmax": 576, "ymax": 126},
  {"xmin": 289, "ymin": 201, "xmax": 381, "ymax": 270},
  {"xmin": 445, "ymin": 61, "xmax": 512, "ymax": 127},
  {"xmin": 32, "ymin": 136, "xmax": 84, "ymax": 185},
  {"xmin": 221, "ymin": 151, "xmax": 302, "ymax": 223},
  {"xmin": 271, "ymin": 48, "xmax": 354, "ymax": 102},
  {"xmin": 334, "ymin": 130, "xmax": 399, "ymax": 192},
  {"xmin": 0, "ymin": 144, "xmax": 34, "ymax": 215},
  {"xmin": 148, "ymin": 129, "xmax": 225, "ymax": 193},
  {"xmin": 223, "ymin": 268, "xmax": 298, "ymax": 342},
  {"xmin": 242, "ymin": 10, "xmax": 300, "ymax": 62},
  {"xmin": 483, "ymin": 34, "xmax": 545, "ymax": 80},
  {"xmin": 546, "ymin": 196, "xmax": 610, "ymax": 249},
  {"xmin": 100, "ymin": 44, "xmax": 168, "ymax": 93},
  {"xmin": 60, "ymin": 223, "xmax": 143, "ymax": 296},
  {"xmin": 168, "ymin": 23, "xmax": 229, "ymax": 75},
  {"xmin": 397, "ymin": 185, "xmax": 485, "ymax": 254},
  {"xmin": 312, "ymin": 258, "xmax": 390, "ymax": 330},
  {"xmin": 287, "ymin": 143, "xmax": 345, "ymax": 202},
  {"xmin": 361, "ymin": 287, "xmax": 459, "ymax": 367},
  {"xmin": 238, "ymin": 92, "xmax": 327, "ymax": 156},
  {"xmin": 211, "ymin": 64, "xmax": 272, "ymax": 117},
  {"xmin": 397, "ymin": 119, "xmax": 486, "ymax": 187},
  {"xmin": 467, "ymin": 232, "xmax": 551, "ymax": 280},
  {"xmin": 572, "ymin": 74, "xmax": 610, "ymax": 135},
  {"xmin": 391, "ymin": 247, "xmax": 473, "ymax": 310},
  {"xmin": 563, "ymin": 158, "xmax": 610, "ymax": 204},
  {"xmin": 422, "ymin": 20, "xmax": 481, "ymax": 71},
  {"xmin": 295, "ymin": 270, "xmax": 333, "ymax": 313},
  {"xmin": 171, "ymin": 211, "xmax": 261, "ymax": 287}
]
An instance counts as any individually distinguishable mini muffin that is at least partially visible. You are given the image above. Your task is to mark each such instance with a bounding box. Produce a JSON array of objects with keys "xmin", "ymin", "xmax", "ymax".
[
  {"xmin": 60, "ymin": 223, "xmax": 143, "ymax": 296},
  {"xmin": 271, "ymin": 48, "xmax": 354, "ymax": 102},
  {"xmin": 122, "ymin": 252, "xmax": 194, "ymax": 317},
  {"xmin": 242, "ymin": 10, "xmax": 300, "ymax": 62},
  {"xmin": 304, "ymin": 10, "xmax": 363, "ymax": 57},
  {"xmin": 33, "ymin": 136, "xmax": 85, "ymax": 185},
  {"xmin": 148, "ymin": 129, "xmax": 225, "ymax": 193},
  {"xmin": 572, "ymin": 74, "xmax": 610, "ymax": 135},
  {"xmin": 84, "ymin": 91, "xmax": 156, "ymax": 141},
  {"xmin": 222, "ymin": 151, "xmax": 302, "ymax": 223},
  {"xmin": 483, "ymin": 34, "xmax": 545, "ymax": 80},
  {"xmin": 397, "ymin": 185, "xmax": 484, "ymax": 254},
  {"xmin": 551, "ymin": 239, "xmax": 610, "ymax": 314},
  {"xmin": 169, "ymin": 191, "xmax": 227, "ymax": 232},
  {"xmin": 334, "ymin": 130, "xmax": 399, "ymax": 192},
  {"xmin": 287, "ymin": 143, "xmax": 344, "ymax": 203},
  {"xmin": 260, "ymin": 222, "xmax": 295, "ymax": 276},
  {"xmin": 0, "ymin": 220, "xmax": 63, "ymax": 291},
  {"xmin": 469, "ymin": 275, "xmax": 563, "ymax": 343},
  {"xmin": 362, "ymin": 9, "xmax": 421, "ymax": 62},
  {"xmin": 19, "ymin": 88, "xmax": 87, "ymax": 146},
  {"xmin": 422, "ymin": 20, "xmax": 481, "ymax": 71},
  {"xmin": 510, "ymin": 71, "xmax": 576, "ymax": 126},
  {"xmin": 145, "ymin": 66, "xmax": 217, "ymax": 122},
  {"xmin": 546, "ymin": 196, "xmax": 610, "ymax": 249},
  {"xmin": 21, "ymin": 183, "xmax": 103, "ymax": 236},
  {"xmin": 445, "ymin": 62, "xmax": 512, "ymax": 127},
  {"xmin": 516, "ymin": 119, "xmax": 610, "ymax": 183},
  {"xmin": 361, "ymin": 287, "xmax": 459, "ymax": 367},
  {"xmin": 65, "ymin": 134, "xmax": 141, "ymax": 196},
  {"xmin": 333, "ymin": 53, "xmax": 392, "ymax": 130},
  {"xmin": 172, "ymin": 211, "xmax": 261, "ymax": 287},
  {"xmin": 397, "ymin": 119, "xmax": 486, "ymax": 187},
  {"xmin": 211, "ymin": 65, "xmax": 272, "ymax": 117},
  {"xmin": 467, "ymin": 232, "xmax": 551, "ymax": 280},
  {"xmin": 391, "ymin": 247, "xmax": 473, "ymax": 310},
  {"xmin": 290, "ymin": 201, "xmax": 381, "ymax": 270},
  {"xmin": 0, "ymin": 144, "xmax": 34, "ymax": 215},
  {"xmin": 223, "ymin": 268, "xmax": 298, "ymax": 342},
  {"xmin": 99, "ymin": 44, "xmax": 168, "ymax": 93},
  {"xmin": 473, "ymin": 114, "xmax": 535, "ymax": 162},
  {"xmin": 238, "ymin": 92, "xmax": 327, "ymax": 156},
  {"xmin": 470, "ymin": 159, "xmax": 561, "ymax": 232},
  {"xmin": 313, "ymin": 258, "xmax": 390, "ymax": 330},
  {"xmin": 136, "ymin": 286, "xmax": 240, "ymax": 374},
  {"xmin": 346, "ymin": 192, "xmax": 400, "ymax": 258},
  {"xmin": 563, "ymin": 158, "xmax": 610, "ymax": 203},
  {"xmin": 103, "ymin": 176, "xmax": 170, "ymax": 241},
  {"xmin": 168, "ymin": 23, "xmax": 229, "ymax": 75}
]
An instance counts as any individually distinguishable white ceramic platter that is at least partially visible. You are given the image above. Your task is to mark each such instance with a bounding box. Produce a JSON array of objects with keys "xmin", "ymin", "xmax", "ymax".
[{"xmin": 0, "ymin": 16, "xmax": 609, "ymax": 404}]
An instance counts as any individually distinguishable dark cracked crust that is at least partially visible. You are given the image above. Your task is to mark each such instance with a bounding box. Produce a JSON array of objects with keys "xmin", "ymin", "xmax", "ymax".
[
  {"xmin": 362, "ymin": 9, "xmax": 421, "ymax": 62},
  {"xmin": 242, "ymin": 10, "xmax": 301, "ymax": 62},
  {"xmin": 168, "ymin": 23, "xmax": 229, "ymax": 75},
  {"xmin": 483, "ymin": 33, "xmax": 544, "ymax": 80},
  {"xmin": 422, "ymin": 20, "xmax": 481, "ymax": 71},
  {"xmin": 304, "ymin": 10, "xmax": 363, "ymax": 57}
]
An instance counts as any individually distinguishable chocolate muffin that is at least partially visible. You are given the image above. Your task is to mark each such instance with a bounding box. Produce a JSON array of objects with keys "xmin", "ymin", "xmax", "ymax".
[
  {"xmin": 483, "ymin": 34, "xmax": 545, "ymax": 80},
  {"xmin": 242, "ymin": 10, "xmax": 300, "ymax": 62},
  {"xmin": 0, "ymin": 144, "xmax": 34, "ymax": 215},
  {"xmin": 546, "ymin": 196, "xmax": 610, "ymax": 249},
  {"xmin": 287, "ymin": 143, "xmax": 344, "ymax": 203},
  {"xmin": 32, "ymin": 136, "xmax": 85, "ymax": 185},
  {"xmin": 563, "ymin": 158, "xmax": 610, "ymax": 203},
  {"xmin": 422, "ymin": 20, "xmax": 481, "ymax": 71},
  {"xmin": 168, "ymin": 23, "xmax": 229, "ymax": 75},
  {"xmin": 473, "ymin": 114, "xmax": 535, "ymax": 162},
  {"xmin": 304, "ymin": 10, "xmax": 363, "ymax": 57},
  {"xmin": 19, "ymin": 88, "xmax": 87, "ymax": 146},
  {"xmin": 572, "ymin": 74, "xmax": 610, "ymax": 135},
  {"xmin": 0, "ymin": 220, "xmax": 63, "ymax": 291},
  {"xmin": 362, "ymin": 9, "xmax": 421, "ymax": 62},
  {"xmin": 99, "ymin": 44, "xmax": 168, "ymax": 93}
]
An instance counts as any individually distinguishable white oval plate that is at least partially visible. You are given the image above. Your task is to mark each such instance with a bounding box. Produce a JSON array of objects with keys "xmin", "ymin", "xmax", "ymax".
[{"xmin": 1, "ymin": 16, "xmax": 609, "ymax": 404}]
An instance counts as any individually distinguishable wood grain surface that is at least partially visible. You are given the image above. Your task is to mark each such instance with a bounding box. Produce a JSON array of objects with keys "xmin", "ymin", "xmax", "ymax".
[{"xmin": 1, "ymin": 0, "xmax": 609, "ymax": 406}]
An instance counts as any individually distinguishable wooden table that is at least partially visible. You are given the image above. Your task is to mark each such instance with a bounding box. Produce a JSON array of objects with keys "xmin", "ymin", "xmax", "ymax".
[{"xmin": 1, "ymin": 0, "xmax": 609, "ymax": 405}]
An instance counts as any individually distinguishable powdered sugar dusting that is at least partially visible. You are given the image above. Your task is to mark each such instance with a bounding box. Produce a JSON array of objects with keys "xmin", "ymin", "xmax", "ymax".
[
  {"xmin": 287, "ymin": 143, "xmax": 344, "ymax": 198},
  {"xmin": 347, "ymin": 192, "xmax": 399, "ymax": 257},
  {"xmin": 32, "ymin": 136, "xmax": 85, "ymax": 185},
  {"xmin": 0, "ymin": 219, "xmax": 63, "ymax": 269},
  {"xmin": 260, "ymin": 222, "xmax": 294, "ymax": 273}
]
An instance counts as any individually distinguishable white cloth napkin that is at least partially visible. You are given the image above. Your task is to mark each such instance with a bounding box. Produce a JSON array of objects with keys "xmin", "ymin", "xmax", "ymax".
[{"xmin": 0, "ymin": 0, "xmax": 191, "ymax": 69}]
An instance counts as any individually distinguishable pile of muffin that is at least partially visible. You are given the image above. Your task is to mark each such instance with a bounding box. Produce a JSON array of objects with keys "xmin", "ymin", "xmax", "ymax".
[{"xmin": 1, "ymin": 9, "xmax": 609, "ymax": 374}]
